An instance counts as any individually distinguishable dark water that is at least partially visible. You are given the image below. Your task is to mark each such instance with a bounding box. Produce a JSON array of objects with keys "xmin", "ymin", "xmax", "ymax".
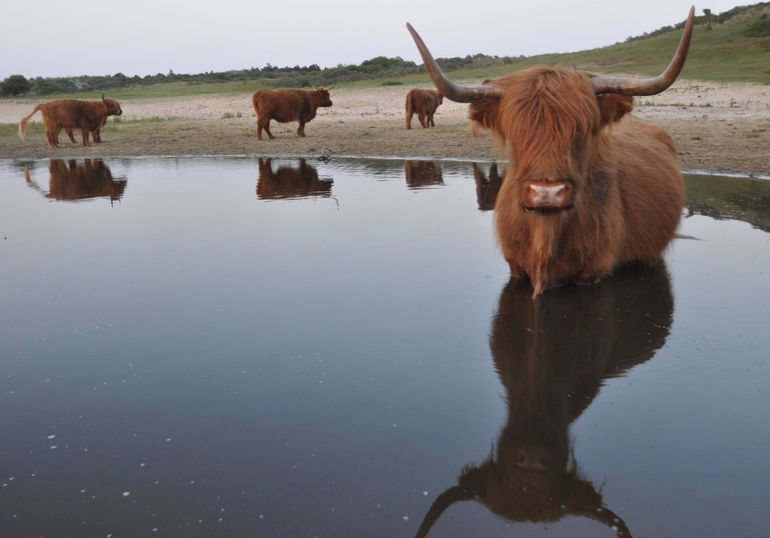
[{"xmin": 1, "ymin": 157, "xmax": 768, "ymax": 538}]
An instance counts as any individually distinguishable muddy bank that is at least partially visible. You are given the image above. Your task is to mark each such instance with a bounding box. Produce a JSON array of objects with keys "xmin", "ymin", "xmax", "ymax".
[{"xmin": 1, "ymin": 81, "xmax": 768, "ymax": 175}]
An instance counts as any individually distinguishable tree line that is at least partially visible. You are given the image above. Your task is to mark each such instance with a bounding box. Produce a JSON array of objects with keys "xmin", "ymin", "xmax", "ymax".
[{"xmin": 0, "ymin": 53, "xmax": 522, "ymax": 98}]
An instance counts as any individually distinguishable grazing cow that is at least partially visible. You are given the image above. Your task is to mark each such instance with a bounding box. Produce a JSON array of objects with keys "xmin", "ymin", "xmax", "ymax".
[
  {"xmin": 24, "ymin": 159, "xmax": 126, "ymax": 203},
  {"xmin": 257, "ymin": 158, "xmax": 333, "ymax": 200},
  {"xmin": 252, "ymin": 88, "xmax": 333, "ymax": 140},
  {"xmin": 18, "ymin": 95, "xmax": 122, "ymax": 148},
  {"xmin": 414, "ymin": 265, "xmax": 674, "ymax": 537},
  {"xmin": 404, "ymin": 160, "xmax": 444, "ymax": 189},
  {"xmin": 407, "ymin": 8, "xmax": 694, "ymax": 296},
  {"xmin": 405, "ymin": 88, "xmax": 443, "ymax": 129}
]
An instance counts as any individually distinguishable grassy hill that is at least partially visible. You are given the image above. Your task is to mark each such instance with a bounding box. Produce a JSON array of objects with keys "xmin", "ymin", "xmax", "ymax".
[{"xmin": 2, "ymin": 3, "xmax": 769, "ymax": 101}]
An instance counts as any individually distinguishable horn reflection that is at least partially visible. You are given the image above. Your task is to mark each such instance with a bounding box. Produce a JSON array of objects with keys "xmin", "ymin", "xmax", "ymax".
[
  {"xmin": 472, "ymin": 162, "xmax": 503, "ymax": 211},
  {"xmin": 257, "ymin": 158, "xmax": 333, "ymax": 200},
  {"xmin": 24, "ymin": 159, "xmax": 126, "ymax": 203},
  {"xmin": 415, "ymin": 264, "xmax": 674, "ymax": 537}
]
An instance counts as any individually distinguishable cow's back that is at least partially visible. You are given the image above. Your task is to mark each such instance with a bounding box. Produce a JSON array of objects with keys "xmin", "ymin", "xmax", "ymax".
[
  {"xmin": 610, "ymin": 117, "xmax": 685, "ymax": 263},
  {"xmin": 253, "ymin": 90, "xmax": 306, "ymax": 122}
]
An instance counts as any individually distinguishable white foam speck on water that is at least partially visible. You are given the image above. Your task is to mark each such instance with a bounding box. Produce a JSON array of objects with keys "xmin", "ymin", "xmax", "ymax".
[
  {"xmin": 47, "ymin": 434, "xmax": 56, "ymax": 440},
  {"xmin": 49, "ymin": 445, "xmax": 57, "ymax": 450},
  {"xmin": 422, "ymin": 491, "xmax": 429, "ymax": 496},
  {"xmin": 402, "ymin": 516, "xmax": 409, "ymax": 521},
  {"xmin": 122, "ymin": 491, "xmax": 130, "ymax": 497}
]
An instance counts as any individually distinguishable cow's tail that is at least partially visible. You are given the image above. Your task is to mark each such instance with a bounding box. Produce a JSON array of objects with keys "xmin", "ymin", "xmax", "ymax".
[
  {"xmin": 405, "ymin": 93, "xmax": 413, "ymax": 129},
  {"xmin": 18, "ymin": 105, "xmax": 42, "ymax": 141}
]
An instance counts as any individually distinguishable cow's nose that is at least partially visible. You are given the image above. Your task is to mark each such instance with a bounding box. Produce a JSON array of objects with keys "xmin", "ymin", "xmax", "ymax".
[{"xmin": 522, "ymin": 179, "xmax": 574, "ymax": 210}]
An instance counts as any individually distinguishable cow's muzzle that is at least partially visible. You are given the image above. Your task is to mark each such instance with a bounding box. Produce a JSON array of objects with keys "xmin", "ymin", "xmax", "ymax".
[{"xmin": 521, "ymin": 179, "xmax": 574, "ymax": 212}]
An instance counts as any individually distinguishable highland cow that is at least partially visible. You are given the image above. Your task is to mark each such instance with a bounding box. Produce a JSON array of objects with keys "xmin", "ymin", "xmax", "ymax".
[
  {"xmin": 405, "ymin": 89, "xmax": 443, "ymax": 129},
  {"xmin": 18, "ymin": 96, "xmax": 122, "ymax": 148},
  {"xmin": 407, "ymin": 8, "xmax": 695, "ymax": 296},
  {"xmin": 252, "ymin": 88, "xmax": 333, "ymax": 140}
]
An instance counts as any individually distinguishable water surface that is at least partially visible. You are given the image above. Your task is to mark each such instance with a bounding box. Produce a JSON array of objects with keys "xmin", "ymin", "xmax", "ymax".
[{"xmin": 1, "ymin": 157, "xmax": 768, "ymax": 537}]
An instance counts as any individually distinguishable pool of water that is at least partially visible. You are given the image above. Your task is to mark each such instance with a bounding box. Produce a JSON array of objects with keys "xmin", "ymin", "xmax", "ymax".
[{"xmin": 1, "ymin": 157, "xmax": 768, "ymax": 537}]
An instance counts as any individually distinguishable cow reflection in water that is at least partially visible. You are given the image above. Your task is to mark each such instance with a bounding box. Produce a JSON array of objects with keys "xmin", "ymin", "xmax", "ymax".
[
  {"xmin": 404, "ymin": 161, "xmax": 444, "ymax": 189},
  {"xmin": 256, "ymin": 158, "xmax": 333, "ymax": 200},
  {"xmin": 24, "ymin": 159, "xmax": 126, "ymax": 202},
  {"xmin": 415, "ymin": 265, "xmax": 674, "ymax": 538},
  {"xmin": 472, "ymin": 162, "xmax": 503, "ymax": 211}
]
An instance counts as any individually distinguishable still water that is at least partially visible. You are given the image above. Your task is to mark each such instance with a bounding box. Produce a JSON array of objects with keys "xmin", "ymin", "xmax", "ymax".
[{"xmin": 0, "ymin": 157, "xmax": 768, "ymax": 537}]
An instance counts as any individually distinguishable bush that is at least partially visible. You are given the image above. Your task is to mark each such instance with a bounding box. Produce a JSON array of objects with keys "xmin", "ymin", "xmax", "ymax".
[{"xmin": 1, "ymin": 74, "xmax": 31, "ymax": 96}]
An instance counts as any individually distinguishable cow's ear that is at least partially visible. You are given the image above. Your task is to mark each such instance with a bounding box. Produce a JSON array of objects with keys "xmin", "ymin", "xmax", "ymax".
[
  {"xmin": 469, "ymin": 96, "xmax": 502, "ymax": 133},
  {"xmin": 597, "ymin": 94, "xmax": 633, "ymax": 125}
]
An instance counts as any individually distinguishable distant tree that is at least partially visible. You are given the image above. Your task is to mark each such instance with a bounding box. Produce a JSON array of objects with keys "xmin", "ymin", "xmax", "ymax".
[{"xmin": 1, "ymin": 74, "xmax": 32, "ymax": 96}]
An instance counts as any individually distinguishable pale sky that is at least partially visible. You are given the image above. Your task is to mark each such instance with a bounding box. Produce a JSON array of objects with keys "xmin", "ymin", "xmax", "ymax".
[{"xmin": 1, "ymin": 0, "xmax": 748, "ymax": 79}]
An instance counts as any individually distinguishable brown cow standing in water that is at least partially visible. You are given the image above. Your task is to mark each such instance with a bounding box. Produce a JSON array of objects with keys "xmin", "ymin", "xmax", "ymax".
[
  {"xmin": 24, "ymin": 159, "xmax": 126, "ymax": 202},
  {"xmin": 407, "ymin": 8, "xmax": 694, "ymax": 296},
  {"xmin": 252, "ymin": 88, "xmax": 333, "ymax": 140},
  {"xmin": 18, "ymin": 96, "xmax": 122, "ymax": 148},
  {"xmin": 256, "ymin": 158, "xmax": 333, "ymax": 200},
  {"xmin": 405, "ymin": 89, "xmax": 443, "ymax": 129},
  {"xmin": 414, "ymin": 265, "xmax": 674, "ymax": 537}
]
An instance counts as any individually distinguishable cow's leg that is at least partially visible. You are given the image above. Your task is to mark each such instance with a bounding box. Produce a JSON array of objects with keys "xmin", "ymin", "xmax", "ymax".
[
  {"xmin": 428, "ymin": 113, "xmax": 435, "ymax": 127},
  {"xmin": 46, "ymin": 126, "xmax": 59, "ymax": 149},
  {"xmin": 81, "ymin": 127, "xmax": 90, "ymax": 147},
  {"xmin": 65, "ymin": 128, "xmax": 77, "ymax": 144},
  {"xmin": 406, "ymin": 112, "xmax": 412, "ymax": 130},
  {"xmin": 418, "ymin": 112, "xmax": 428, "ymax": 128},
  {"xmin": 258, "ymin": 118, "xmax": 274, "ymax": 140},
  {"xmin": 92, "ymin": 129, "xmax": 102, "ymax": 143},
  {"xmin": 297, "ymin": 120, "xmax": 306, "ymax": 137}
]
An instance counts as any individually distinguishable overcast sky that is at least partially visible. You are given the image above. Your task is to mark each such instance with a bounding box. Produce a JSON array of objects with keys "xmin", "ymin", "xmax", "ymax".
[{"xmin": 1, "ymin": 0, "xmax": 748, "ymax": 79}]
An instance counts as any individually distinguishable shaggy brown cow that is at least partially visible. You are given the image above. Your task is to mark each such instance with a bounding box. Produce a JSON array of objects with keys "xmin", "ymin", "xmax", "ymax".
[
  {"xmin": 414, "ymin": 265, "xmax": 674, "ymax": 537},
  {"xmin": 407, "ymin": 8, "xmax": 694, "ymax": 296},
  {"xmin": 24, "ymin": 159, "xmax": 126, "ymax": 203},
  {"xmin": 404, "ymin": 160, "xmax": 444, "ymax": 189},
  {"xmin": 405, "ymin": 89, "xmax": 443, "ymax": 129},
  {"xmin": 257, "ymin": 158, "xmax": 333, "ymax": 200},
  {"xmin": 18, "ymin": 96, "xmax": 122, "ymax": 148},
  {"xmin": 252, "ymin": 88, "xmax": 333, "ymax": 140}
]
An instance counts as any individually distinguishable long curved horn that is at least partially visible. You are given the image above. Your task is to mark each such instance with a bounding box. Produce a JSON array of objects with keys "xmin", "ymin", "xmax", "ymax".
[
  {"xmin": 578, "ymin": 505, "xmax": 633, "ymax": 537},
  {"xmin": 414, "ymin": 485, "xmax": 475, "ymax": 538},
  {"xmin": 591, "ymin": 6, "xmax": 695, "ymax": 96},
  {"xmin": 407, "ymin": 23, "xmax": 502, "ymax": 103}
]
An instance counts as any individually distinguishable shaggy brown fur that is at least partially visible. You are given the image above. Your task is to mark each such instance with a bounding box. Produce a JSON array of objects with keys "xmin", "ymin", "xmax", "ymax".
[
  {"xmin": 415, "ymin": 266, "xmax": 673, "ymax": 537},
  {"xmin": 256, "ymin": 158, "xmax": 332, "ymax": 199},
  {"xmin": 405, "ymin": 89, "xmax": 443, "ymax": 129},
  {"xmin": 469, "ymin": 67, "xmax": 684, "ymax": 296},
  {"xmin": 18, "ymin": 97, "xmax": 122, "ymax": 148},
  {"xmin": 252, "ymin": 88, "xmax": 332, "ymax": 140}
]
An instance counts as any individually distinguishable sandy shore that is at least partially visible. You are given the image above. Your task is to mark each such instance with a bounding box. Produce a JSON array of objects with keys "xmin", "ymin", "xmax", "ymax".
[{"xmin": 1, "ymin": 80, "xmax": 768, "ymax": 175}]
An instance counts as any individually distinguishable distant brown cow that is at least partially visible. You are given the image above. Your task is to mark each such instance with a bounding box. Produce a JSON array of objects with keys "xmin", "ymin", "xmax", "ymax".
[
  {"xmin": 18, "ymin": 96, "xmax": 122, "ymax": 148},
  {"xmin": 405, "ymin": 89, "xmax": 443, "ymax": 129},
  {"xmin": 414, "ymin": 265, "xmax": 674, "ymax": 537},
  {"xmin": 24, "ymin": 159, "xmax": 126, "ymax": 203},
  {"xmin": 252, "ymin": 88, "xmax": 333, "ymax": 140},
  {"xmin": 407, "ymin": 8, "xmax": 695, "ymax": 296},
  {"xmin": 257, "ymin": 158, "xmax": 333, "ymax": 200}
]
